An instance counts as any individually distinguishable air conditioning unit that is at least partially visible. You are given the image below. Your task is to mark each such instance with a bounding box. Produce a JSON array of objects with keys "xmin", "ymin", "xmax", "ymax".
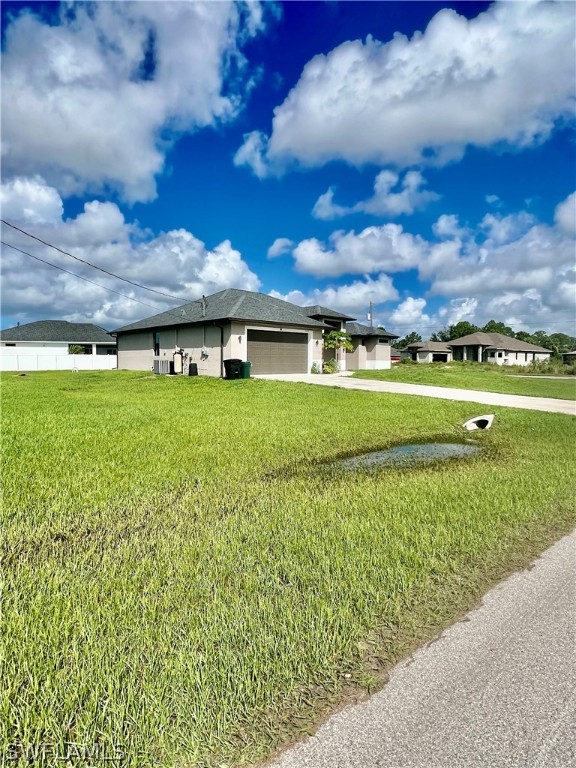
[{"xmin": 153, "ymin": 358, "xmax": 171, "ymax": 375}]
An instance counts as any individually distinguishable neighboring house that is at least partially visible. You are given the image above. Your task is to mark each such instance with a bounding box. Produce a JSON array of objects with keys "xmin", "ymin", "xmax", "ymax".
[
  {"xmin": 401, "ymin": 332, "xmax": 551, "ymax": 366},
  {"xmin": 401, "ymin": 341, "xmax": 453, "ymax": 364},
  {"xmin": 390, "ymin": 347, "xmax": 402, "ymax": 363},
  {"xmin": 113, "ymin": 289, "xmax": 330, "ymax": 376},
  {"xmin": 563, "ymin": 350, "xmax": 576, "ymax": 365},
  {"xmin": 0, "ymin": 320, "xmax": 117, "ymax": 372},
  {"xmin": 448, "ymin": 332, "xmax": 551, "ymax": 365},
  {"xmin": 345, "ymin": 322, "xmax": 399, "ymax": 371}
]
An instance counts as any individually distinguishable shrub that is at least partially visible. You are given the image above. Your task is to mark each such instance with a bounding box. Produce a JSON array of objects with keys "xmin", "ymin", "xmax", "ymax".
[
  {"xmin": 310, "ymin": 362, "xmax": 322, "ymax": 374},
  {"xmin": 397, "ymin": 357, "xmax": 417, "ymax": 365},
  {"xmin": 322, "ymin": 358, "xmax": 339, "ymax": 374}
]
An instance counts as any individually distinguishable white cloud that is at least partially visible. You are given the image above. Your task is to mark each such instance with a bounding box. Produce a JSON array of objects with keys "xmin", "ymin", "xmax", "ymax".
[
  {"xmin": 437, "ymin": 297, "xmax": 478, "ymax": 327},
  {"xmin": 292, "ymin": 223, "xmax": 427, "ymax": 278},
  {"xmin": 485, "ymin": 194, "xmax": 500, "ymax": 206},
  {"xmin": 0, "ymin": 176, "xmax": 63, "ymax": 224},
  {"xmin": 554, "ymin": 191, "xmax": 576, "ymax": 236},
  {"xmin": 432, "ymin": 214, "xmax": 467, "ymax": 240},
  {"xmin": 1, "ymin": 2, "xmax": 267, "ymax": 202},
  {"xmin": 267, "ymin": 237, "xmax": 294, "ymax": 258},
  {"xmin": 312, "ymin": 170, "xmax": 439, "ymax": 220},
  {"xmin": 480, "ymin": 211, "xmax": 536, "ymax": 245},
  {"xmin": 0, "ymin": 178, "xmax": 260, "ymax": 328},
  {"xmin": 389, "ymin": 297, "xmax": 431, "ymax": 328},
  {"xmin": 270, "ymin": 273, "xmax": 398, "ymax": 315},
  {"xmin": 236, "ymin": 1, "xmax": 575, "ymax": 176}
]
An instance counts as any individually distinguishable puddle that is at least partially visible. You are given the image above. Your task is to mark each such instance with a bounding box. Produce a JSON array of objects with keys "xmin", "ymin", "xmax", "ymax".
[{"xmin": 333, "ymin": 442, "xmax": 482, "ymax": 471}]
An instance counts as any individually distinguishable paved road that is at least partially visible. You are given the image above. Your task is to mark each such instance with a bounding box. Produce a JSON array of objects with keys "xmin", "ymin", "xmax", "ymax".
[
  {"xmin": 255, "ymin": 374, "xmax": 576, "ymax": 416},
  {"xmin": 268, "ymin": 531, "xmax": 576, "ymax": 768}
]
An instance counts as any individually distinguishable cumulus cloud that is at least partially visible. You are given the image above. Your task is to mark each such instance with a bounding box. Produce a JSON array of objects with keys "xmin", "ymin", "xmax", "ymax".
[
  {"xmin": 313, "ymin": 170, "xmax": 439, "ymax": 220},
  {"xmin": 1, "ymin": 2, "xmax": 268, "ymax": 201},
  {"xmin": 267, "ymin": 237, "xmax": 294, "ymax": 258},
  {"xmin": 554, "ymin": 191, "xmax": 576, "ymax": 236},
  {"xmin": 270, "ymin": 273, "xmax": 398, "ymax": 315},
  {"xmin": 0, "ymin": 178, "xmax": 260, "ymax": 327},
  {"xmin": 236, "ymin": 1, "xmax": 575, "ymax": 176},
  {"xmin": 292, "ymin": 224, "xmax": 427, "ymax": 278},
  {"xmin": 389, "ymin": 297, "xmax": 432, "ymax": 328},
  {"xmin": 0, "ymin": 176, "xmax": 63, "ymax": 224},
  {"xmin": 278, "ymin": 190, "xmax": 576, "ymax": 334}
]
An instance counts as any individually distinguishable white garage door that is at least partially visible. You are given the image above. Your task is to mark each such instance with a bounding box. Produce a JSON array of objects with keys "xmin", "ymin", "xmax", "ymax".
[{"xmin": 247, "ymin": 330, "xmax": 308, "ymax": 374}]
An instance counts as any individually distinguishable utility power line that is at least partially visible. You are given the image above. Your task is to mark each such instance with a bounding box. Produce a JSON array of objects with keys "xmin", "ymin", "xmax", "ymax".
[
  {"xmin": 1, "ymin": 219, "xmax": 187, "ymax": 302},
  {"xmin": 1, "ymin": 241, "xmax": 193, "ymax": 325}
]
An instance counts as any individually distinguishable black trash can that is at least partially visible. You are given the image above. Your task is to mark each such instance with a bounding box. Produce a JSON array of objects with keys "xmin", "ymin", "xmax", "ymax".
[
  {"xmin": 240, "ymin": 361, "xmax": 252, "ymax": 379},
  {"xmin": 188, "ymin": 363, "xmax": 198, "ymax": 376},
  {"xmin": 223, "ymin": 358, "xmax": 242, "ymax": 379}
]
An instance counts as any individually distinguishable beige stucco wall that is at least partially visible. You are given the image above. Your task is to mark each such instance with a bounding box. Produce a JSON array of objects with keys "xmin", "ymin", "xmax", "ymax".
[
  {"xmin": 117, "ymin": 331, "xmax": 154, "ymax": 370},
  {"xmin": 117, "ymin": 324, "xmax": 232, "ymax": 375}
]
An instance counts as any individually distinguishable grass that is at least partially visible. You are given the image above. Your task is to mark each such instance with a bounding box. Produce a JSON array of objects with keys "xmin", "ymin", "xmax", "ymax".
[
  {"xmin": 352, "ymin": 361, "xmax": 576, "ymax": 399},
  {"xmin": 2, "ymin": 370, "xmax": 575, "ymax": 767}
]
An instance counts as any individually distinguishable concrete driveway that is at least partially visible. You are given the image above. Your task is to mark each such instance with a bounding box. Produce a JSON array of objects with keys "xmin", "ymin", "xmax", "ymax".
[
  {"xmin": 254, "ymin": 374, "xmax": 576, "ymax": 416},
  {"xmin": 268, "ymin": 530, "xmax": 576, "ymax": 768}
]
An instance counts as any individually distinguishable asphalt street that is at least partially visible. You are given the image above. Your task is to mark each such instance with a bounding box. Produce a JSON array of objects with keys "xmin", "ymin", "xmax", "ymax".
[{"xmin": 268, "ymin": 531, "xmax": 576, "ymax": 768}]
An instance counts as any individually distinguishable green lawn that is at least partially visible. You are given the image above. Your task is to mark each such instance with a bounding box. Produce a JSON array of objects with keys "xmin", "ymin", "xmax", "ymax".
[
  {"xmin": 353, "ymin": 362, "xmax": 576, "ymax": 399},
  {"xmin": 2, "ymin": 371, "xmax": 575, "ymax": 767}
]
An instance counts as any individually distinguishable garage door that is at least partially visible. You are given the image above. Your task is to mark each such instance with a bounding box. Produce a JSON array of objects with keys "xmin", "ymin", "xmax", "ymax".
[{"xmin": 247, "ymin": 330, "xmax": 308, "ymax": 374}]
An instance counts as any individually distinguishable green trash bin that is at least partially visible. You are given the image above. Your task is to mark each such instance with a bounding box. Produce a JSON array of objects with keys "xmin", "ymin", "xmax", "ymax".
[{"xmin": 240, "ymin": 361, "xmax": 252, "ymax": 379}]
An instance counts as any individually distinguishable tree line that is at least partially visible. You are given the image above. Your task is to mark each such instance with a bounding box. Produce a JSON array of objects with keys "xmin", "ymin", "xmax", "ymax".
[{"xmin": 392, "ymin": 320, "xmax": 576, "ymax": 356}]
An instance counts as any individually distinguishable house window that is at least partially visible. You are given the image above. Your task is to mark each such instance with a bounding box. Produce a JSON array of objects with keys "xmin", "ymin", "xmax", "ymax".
[
  {"xmin": 378, "ymin": 339, "xmax": 389, "ymax": 344},
  {"xmin": 497, "ymin": 351, "xmax": 503, "ymax": 358},
  {"xmin": 153, "ymin": 332, "xmax": 160, "ymax": 356},
  {"xmin": 5, "ymin": 343, "xmax": 16, "ymax": 347}
]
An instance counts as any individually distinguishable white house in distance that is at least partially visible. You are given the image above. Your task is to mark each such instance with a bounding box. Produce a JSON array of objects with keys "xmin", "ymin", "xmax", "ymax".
[
  {"xmin": 402, "ymin": 332, "xmax": 551, "ymax": 366},
  {"xmin": 113, "ymin": 289, "xmax": 398, "ymax": 375},
  {"xmin": 0, "ymin": 320, "xmax": 117, "ymax": 372}
]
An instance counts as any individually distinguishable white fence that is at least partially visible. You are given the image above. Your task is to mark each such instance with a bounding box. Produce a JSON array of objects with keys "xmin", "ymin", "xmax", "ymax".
[{"xmin": 0, "ymin": 353, "xmax": 117, "ymax": 372}]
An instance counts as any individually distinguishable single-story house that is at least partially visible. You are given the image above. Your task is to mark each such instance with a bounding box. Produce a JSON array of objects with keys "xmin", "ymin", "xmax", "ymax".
[
  {"xmin": 345, "ymin": 322, "xmax": 399, "ymax": 370},
  {"xmin": 113, "ymin": 289, "xmax": 401, "ymax": 376},
  {"xmin": 563, "ymin": 350, "xmax": 576, "ymax": 366},
  {"xmin": 401, "ymin": 332, "xmax": 551, "ymax": 366},
  {"xmin": 114, "ymin": 289, "xmax": 332, "ymax": 376},
  {"xmin": 401, "ymin": 341, "xmax": 453, "ymax": 364},
  {"xmin": 0, "ymin": 320, "xmax": 117, "ymax": 372},
  {"xmin": 448, "ymin": 332, "xmax": 551, "ymax": 365}
]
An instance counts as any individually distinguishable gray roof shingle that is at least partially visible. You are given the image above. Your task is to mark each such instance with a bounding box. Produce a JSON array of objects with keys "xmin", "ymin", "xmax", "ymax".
[
  {"xmin": 448, "ymin": 332, "xmax": 550, "ymax": 353},
  {"xmin": 113, "ymin": 289, "xmax": 328, "ymax": 334},
  {"xmin": 346, "ymin": 322, "xmax": 398, "ymax": 339},
  {"xmin": 401, "ymin": 340, "xmax": 452, "ymax": 353},
  {"xmin": 0, "ymin": 320, "xmax": 115, "ymax": 343},
  {"xmin": 301, "ymin": 305, "xmax": 356, "ymax": 321}
]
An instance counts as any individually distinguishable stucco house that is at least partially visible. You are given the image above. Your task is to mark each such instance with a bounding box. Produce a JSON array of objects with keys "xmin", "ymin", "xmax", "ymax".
[
  {"xmin": 114, "ymin": 289, "xmax": 334, "ymax": 376},
  {"xmin": 563, "ymin": 350, "xmax": 576, "ymax": 366},
  {"xmin": 401, "ymin": 340, "xmax": 453, "ymax": 364},
  {"xmin": 113, "ymin": 290, "xmax": 401, "ymax": 376},
  {"xmin": 401, "ymin": 332, "xmax": 551, "ymax": 366},
  {"xmin": 448, "ymin": 332, "xmax": 551, "ymax": 365},
  {"xmin": 0, "ymin": 320, "xmax": 117, "ymax": 371},
  {"xmin": 345, "ymin": 322, "xmax": 399, "ymax": 370}
]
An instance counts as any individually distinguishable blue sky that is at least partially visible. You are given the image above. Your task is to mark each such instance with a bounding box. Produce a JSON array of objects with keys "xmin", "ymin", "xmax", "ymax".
[{"xmin": 1, "ymin": 0, "xmax": 575, "ymax": 337}]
